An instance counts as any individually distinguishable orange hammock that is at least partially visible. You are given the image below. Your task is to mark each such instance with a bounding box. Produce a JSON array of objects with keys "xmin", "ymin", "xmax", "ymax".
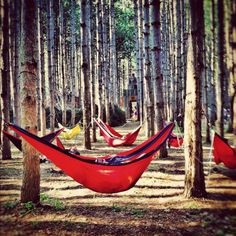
[
  {"xmin": 8, "ymin": 122, "xmax": 174, "ymax": 193},
  {"xmin": 213, "ymin": 132, "xmax": 236, "ymax": 169},
  {"xmin": 94, "ymin": 118, "xmax": 142, "ymax": 147}
]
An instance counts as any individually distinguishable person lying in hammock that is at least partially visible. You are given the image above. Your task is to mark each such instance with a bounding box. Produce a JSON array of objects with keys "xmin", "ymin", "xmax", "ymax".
[{"xmin": 67, "ymin": 146, "xmax": 80, "ymax": 155}]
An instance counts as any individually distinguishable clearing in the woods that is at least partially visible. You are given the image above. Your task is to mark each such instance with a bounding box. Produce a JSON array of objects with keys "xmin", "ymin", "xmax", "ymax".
[{"xmin": 0, "ymin": 121, "xmax": 235, "ymax": 236}]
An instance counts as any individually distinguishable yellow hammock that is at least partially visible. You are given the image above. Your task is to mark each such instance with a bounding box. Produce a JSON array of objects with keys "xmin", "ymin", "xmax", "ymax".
[{"xmin": 58, "ymin": 123, "xmax": 81, "ymax": 140}]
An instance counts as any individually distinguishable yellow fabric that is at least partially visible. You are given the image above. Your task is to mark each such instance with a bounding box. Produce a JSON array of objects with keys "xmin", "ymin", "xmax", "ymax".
[{"xmin": 59, "ymin": 124, "xmax": 81, "ymax": 140}]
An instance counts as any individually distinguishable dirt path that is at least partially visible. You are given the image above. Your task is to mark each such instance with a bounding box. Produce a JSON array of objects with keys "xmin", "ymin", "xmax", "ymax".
[{"xmin": 0, "ymin": 122, "xmax": 236, "ymax": 235}]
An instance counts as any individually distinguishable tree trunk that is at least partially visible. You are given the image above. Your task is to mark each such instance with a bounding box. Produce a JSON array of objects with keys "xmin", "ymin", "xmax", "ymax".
[
  {"xmin": 143, "ymin": 0, "xmax": 154, "ymax": 137},
  {"xmin": 96, "ymin": 0, "xmax": 103, "ymax": 120},
  {"xmin": 231, "ymin": 0, "xmax": 236, "ymax": 145},
  {"xmin": 175, "ymin": 0, "xmax": 182, "ymax": 116},
  {"xmin": 227, "ymin": 0, "xmax": 236, "ymax": 134},
  {"xmin": 209, "ymin": 0, "xmax": 217, "ymax": 125},
  {"xmin": 134, "ymin": 0, "xmax": 140, "ymax": 121},
  {"xmin": 215, "ymin": 0, "xmax": 225, "ymax": 137},
  {"xmin": 39, "ymin": 0, "xmax": 46, "ymax": 135},
  {"xmin": 20, "ymin": 0, "xmax": 40, "ymax": 203},
  {"xmin": 1, "ymin": 0, "xmax": 11, "ymax": 160},
  {"xmin": 90, "ymin": 0, "xmax": 97, "ymax": 142},
  {"xmin": 138, "ymin": 0, "xmax": 144, "ymax": 123},
  {"xmin": 81, "ymin": 0, "xmax": 91, "ymax": 149},
  {"xmin": 184, "ymin": 0, "xmax": 206, "ymax": 198},
  {"xmin": 102, "ymin": 0, "xmax": 110, "ymax": 124},
  {"xmin": 0, "ymin": 0, "xmax": 3, "ymax": 146},
  {"xmin": 70, "ymin": 0, "xmax": 76, "ymax": 126},
  {"xmin": 150, "ymin": 0, "xmax": 167, "ymax": 158},
  {"xmin": 169, "ymin": 0, "xmax": 176, "ymax": 121},
  {"xmin": 13, "ymin": 0, "xmax": 21, "ymax": 126},
  {"xmin": 47, "ymin": 0, "xmax": 55, "ymax": 131}
]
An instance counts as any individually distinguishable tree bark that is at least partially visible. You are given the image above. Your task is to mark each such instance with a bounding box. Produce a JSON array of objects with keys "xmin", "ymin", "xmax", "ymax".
[
  {"xmin": 13, "ymin": 0, "xmax": 21, "ymax": 126},
  {"xmin": 143, "ymin": 0, "xmax": 154, "ymax": 137},
  {"xmin": 39, "ymin": 0, "xmax": 46, "ymax": 135},
  {"xmin": 184, "ymin": 0, "xmax": 206, "ymax": 198},
  {"xmin": 150, "ymin": 0, "xmax": 167, "ymax": 158},
  {"xmin": 47, "ymin": 0, "xmax": 55, "ymax": 131},
  {"xmin": 20, "ymin": 0, "xmax": 40, "ymax": 203},
  {"xmin": 70, "ymin": 0, "xmax": 76, "ymax": 126},
  {"xmin": 81, "ymin": 0, "xmax": 91, "ymax": 149},
  {"xmin": 215, "ymin": 0, "xmax": 225, "ymax": 137},
  {"xmin": 1, "ymin": 0, "xmax": 11, "ymax": 160}
]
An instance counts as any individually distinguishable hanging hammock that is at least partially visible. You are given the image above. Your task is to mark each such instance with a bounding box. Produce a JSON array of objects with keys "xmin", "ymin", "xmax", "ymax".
[
  {"xmin": 3, "ymin": 128, "xmax": 64, "ymax": 151},
  {"xmin": 168, "ymin": 134, "xmax": 184, "ymax": 148},
  {"xmin": 94, "ymin": 118, "xmax": 142, "ymax": 147},
  {"xmin": 213, "ymin": 132, "xmax": 236, "ymax": 169},
  {"xmin": 58, "ymin": 123, "xmax": 81, "ymax": 140},
  {"xmin": 7, "ymin": 122, "xmax": 174, "ymax": 193}
]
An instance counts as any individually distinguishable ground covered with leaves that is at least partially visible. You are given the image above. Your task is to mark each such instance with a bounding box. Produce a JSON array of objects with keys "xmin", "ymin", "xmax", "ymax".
[{"xmin": 0, "ymin": 122, "xmax": 236, "ymax": 235}]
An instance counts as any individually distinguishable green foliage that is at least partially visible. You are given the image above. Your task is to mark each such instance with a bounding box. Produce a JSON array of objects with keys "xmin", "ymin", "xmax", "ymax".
[
  {"xmin": 40, "ymin": 193, "xmax": 65, "ymax": 211},
  {"xmin": 112, "ymin": 204, "xmax": 127, "ymax": 212},
  {"xmin": 109, "ymin": 105, "xmax": 126, "ymax": 127},
  {"xmin": 23, "ymin": 201, "xmax": 35, "ymax": 211},
  {"xmin": 115, "ymin": 1, "xmax": 135, "ymax": 58},
  {"xmin": 129, "ymin": 208, "xmax": 144, "ymax": 218},
  {"xmin": 3, "ymin": 201, "xmax": 18, "ymax": 210}
]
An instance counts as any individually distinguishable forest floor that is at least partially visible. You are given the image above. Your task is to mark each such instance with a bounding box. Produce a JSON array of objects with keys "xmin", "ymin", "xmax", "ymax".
[{"xmin": 0, "ymin": 121, "xmax": 236, "ymax": 236}]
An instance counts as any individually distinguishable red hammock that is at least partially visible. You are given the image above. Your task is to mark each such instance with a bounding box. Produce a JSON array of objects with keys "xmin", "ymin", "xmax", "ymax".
[
  {"xmin": 213, "ymin": 132, "xmax": 236, "ymax": 169},
  {"xmin": 94, "ymin": 118, "xmax": 142, "ymax": 147},
  {"xmin": 8, "ymin": 122, "xmax": 174, "ymax": 193},
  {"xmin": 168, "ymin": 134, "xmax": 184, "ymax": 148},
  {"xmin": 3, "ymin": 128, "xmax": 64, "ymax": 151}
]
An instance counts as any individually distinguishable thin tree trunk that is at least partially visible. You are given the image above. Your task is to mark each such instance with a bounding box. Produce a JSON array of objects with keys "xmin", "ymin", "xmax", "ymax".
[
  {"xmin": 20, "ymin": 0, "xmax": 40, "ymax": 203},
  {"xmin": 109, "ymin": 0, "xmax": 118, "ymax": 107},
  {"xmin": 96, "ymin": 0, "xmax": 103, "ymax": 120},
  {"xmin": 13, "ymin": 0, "xmax": 21, "ymax": 126},
  {"xmin": 175, "ymin": 0, "xmax": 182, "ymax": 116},
  {"xmin": 143, "ymin": 0, "xmax": 154, "ymax": 137},
  {"xmin": 36, "ymin": 0, "xmax": 42, "ymax": 132},
  {"xmin": 184, "ymin": 0, "xmax": 206, "ymax": 198},
  {"xmin": 81, "ymin": 0, "xmax": 91, "ymax": 149},
  {"xmin": 90, "ymin": 0, "xmax": 97, "ymax": 142},
  {"xmin": 1, "ymin": 0, "xmax": 11, "ymax": 160},
  {"xmin": 102, "ymin": 0, "xmax": 110, "ymax": 123},
  {"xmin": 151, "ymin": 0, "xmax": 167, "ymax": 158},
  {"xmin": 39, "ymin": 0, "xmax": 46, "ymax": 135},
  {"xmin": 210, "ymin": 0, "xmax": 217, "ymax": 125},
  {"xmin": 47, "ymin": 0, "xmax": 55, "ymax": 131},
  {"xmin": 138, "ymin": 0, "xmax": 144, "ymax": 123},
  {"xmin": 227, "ymin": 0, "xmax": 235, "ymax": 134},
  {"xmin": 215, "ymin": 0, "xmax": 225, "ymax": 137},
  {"xmin": 70, "ymin": 0, "xmax": 76, "ymax": 126}
]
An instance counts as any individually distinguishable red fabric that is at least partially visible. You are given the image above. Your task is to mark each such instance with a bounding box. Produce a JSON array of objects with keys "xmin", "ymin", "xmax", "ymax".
[
  {"xmin": 8, "ymin": 123, "xmax": 174, "ymax": 193},
  {"xmin": 213, "ymin": 133, "xmax": 236, "ymax": 169},
  {"xmin": 95, "ymin": 119, "xmax": 141, "ymax": 147},
  {"xmin": 3, "ymin": 128, "xmax": 64, "ymax": 151},
  {"xmin": 168, "ymin": 136, "xmax": 184, "ymax": 147},
  {"xmin": 3, "ymin": 130, "xmax": 22, "ymax": 151},
  {"xmin": 99, "ymin": 120, "xmax": 123, "ymax": 138},
  {"xmin": 56, "ymin": 137, "xmax": 65, "ymax": 150}
]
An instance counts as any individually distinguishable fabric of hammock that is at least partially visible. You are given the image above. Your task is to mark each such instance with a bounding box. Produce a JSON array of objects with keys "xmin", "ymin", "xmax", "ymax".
[
  {"xmin": 3, "ymin": 128, "xmax": 64, "ymax": 151},
  {"xmin": 168, "ymin": 134, "xmax": 184, "ymax": 148},
  {"xmin": 58, "ymin": 123, "xmax": 81, "ymax": 140},
  {"xmin": 94, "ymin": 118, "xmax": 142, "ymax": 147},
  {"xmin": 213, "ymin": 132, "xmax": 236, "ymax": 169},
  {"xmin": 8, "ymin": 122, "xmax": 174, "ymax": 193}
]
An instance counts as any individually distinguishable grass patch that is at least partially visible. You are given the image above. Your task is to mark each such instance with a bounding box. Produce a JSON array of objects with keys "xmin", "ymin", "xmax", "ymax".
[
  {"xmin": 40, "ymin": 193, "xmax": 65, "ymax": 211},
  {"xmin": 3, "ymin": 201, "xmax": 18, "ymax": 210}
]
